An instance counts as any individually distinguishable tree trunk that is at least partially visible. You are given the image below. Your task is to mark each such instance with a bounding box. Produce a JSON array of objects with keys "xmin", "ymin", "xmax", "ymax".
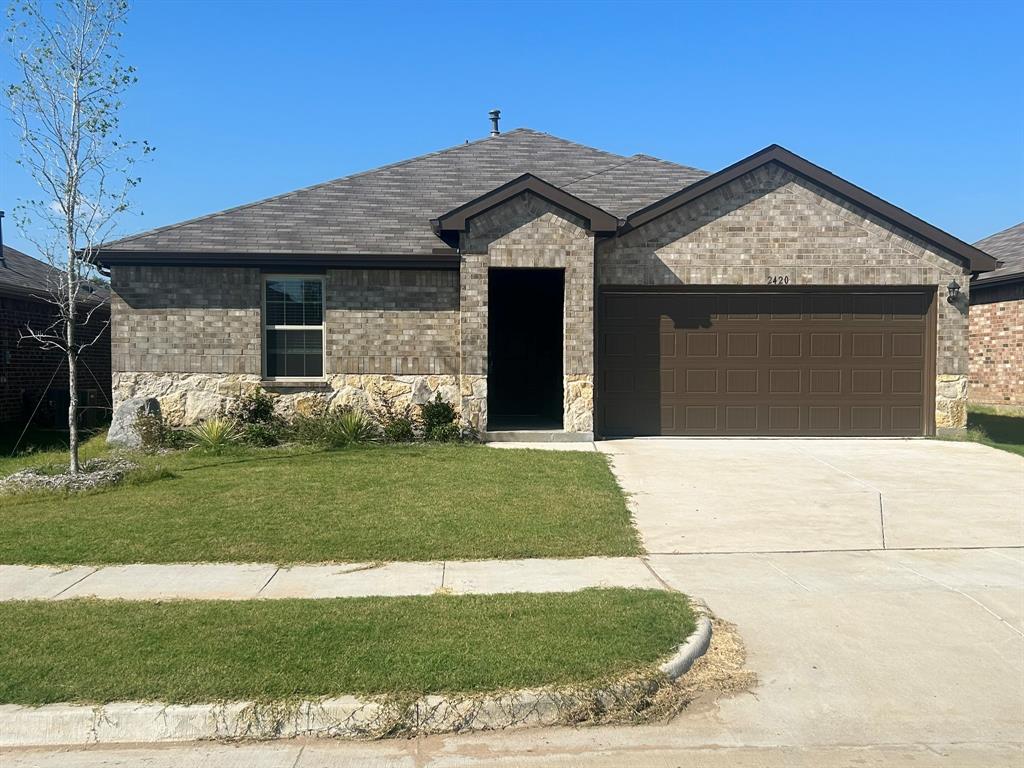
[{"xmin": 67, "ymin": 317, "xmax": 79, "ymax": 474}]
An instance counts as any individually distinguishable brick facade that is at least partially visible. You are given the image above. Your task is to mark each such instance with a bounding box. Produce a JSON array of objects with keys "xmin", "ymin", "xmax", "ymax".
[
  {"xmin": 459, "ymin": 192, "xmax": 595, "ymax": 433},
  {"xmin": 969, "ymin": 292, "xmax": 1024, "ymax": 407},
  {"xmin": 0, "ymin": 292, "xmax": 111, "ymax": 427},
  {"xmin": 109, "ymin": 163, "xmax": 973, "ymax": 433},
  {"xmin": 598, "ymin": 163, "xmax": 971, "ymax": 429},
  {"xmin": 111, "ymin": 266, "xmax": 459, "ymax": 379},
  {"xmin": 326, "ymin": 269, "xmax": 458, "ymax": 375}
]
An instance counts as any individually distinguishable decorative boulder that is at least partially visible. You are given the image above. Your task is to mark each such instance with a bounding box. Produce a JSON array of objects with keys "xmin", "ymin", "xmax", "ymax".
[{"xmin": 107, "ymin": 397, "xmax": 161, "ymax": 448}]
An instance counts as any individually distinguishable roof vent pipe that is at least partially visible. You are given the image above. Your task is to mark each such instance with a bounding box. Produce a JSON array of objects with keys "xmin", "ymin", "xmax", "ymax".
[{"xmin": 489, "ymin": 109, "xmax": 501, "ymax": 136}]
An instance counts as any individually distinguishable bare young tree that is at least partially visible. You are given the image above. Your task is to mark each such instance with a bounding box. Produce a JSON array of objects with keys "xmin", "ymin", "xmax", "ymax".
[{"xmin": 6, "ymin": 0, "xmax": 151, "ymax": 472}]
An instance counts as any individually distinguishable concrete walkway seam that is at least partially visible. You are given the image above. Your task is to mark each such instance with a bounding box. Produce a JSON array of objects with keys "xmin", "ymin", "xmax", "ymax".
[{"xmin": 0, "ymin": 603, "xmax": 712, "ymax": 747}]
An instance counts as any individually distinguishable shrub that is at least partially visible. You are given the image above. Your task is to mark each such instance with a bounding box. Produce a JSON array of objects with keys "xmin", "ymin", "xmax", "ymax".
[
  {"xmin": 134, "ymin": 407, "xmax": 165, "ymax": 452},
  {"xmin": 227, "ymin": 389, "xmax": 277, "ymax": 425},
  {"xmin": 162, "ymin": 428, "xmax": 191, "ymax": 450},
  {"xmin": 290, "ymin": 399, "xmax": 333, "ymax": 444},
  {"xmin": 291, "ymin": 402, "xmax": 378, "ymax": 448},
  {"xmin": 370, "ymin": 385, "xmax": 417, "ymax": 443},
  {"xmin": 420, "ymin": 393, "xmax": 457, "ymax": 436},
  {"xmin": 185, "ymin": 418, "xmax": 241, "ymax": 452},
  {"xmin": 227, "ymin": 389, "xmax": 286, "ymax": 446},
  {"xmin": 426, "ymin": 422, "xmax": 463, "ymax": 443},
  {"xmin": 239, "ymin": 421, "xmax": 285, "ymax": 447},
  {"xmin": 382, "ymin": 417, "xmax": 416, "ymax": 443}
]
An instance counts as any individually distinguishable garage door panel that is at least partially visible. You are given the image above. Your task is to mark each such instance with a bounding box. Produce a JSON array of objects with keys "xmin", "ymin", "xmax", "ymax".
[
  {"xmin": 809, "ymin": 369, "xmax": 841, "ymax": 394},
  {"xmin": 686, "ymin": 333, "xmax": 719, "ymax": 357},
  {"xmin": 727, "ymin": 369, "xmax": 759, "ymax": 393},
  {"xmin": 891, "ymin": 369, "xmax": 923, "ymax": 394},
  {"xmin": 810, "ymin": 332, "xmax": 842, "ymax": 357},
  {"xmin": 599, "ymin": 290, "xmax": 933, "ymax": 436},
  {"xmin": 892, "ymin": 332, "xmax": 924, "ymax": 357},
  {"xmin": 727, "ymin": 332, "xmax": 758, "ymax": 357},
  {"xmin": 726, "ymin": 406, "xmax": 758, "ymax": 431}
]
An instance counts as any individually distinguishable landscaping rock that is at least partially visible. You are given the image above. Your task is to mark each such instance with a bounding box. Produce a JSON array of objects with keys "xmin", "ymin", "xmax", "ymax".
[
  {"xmin": 0, "ymin": 459, "xmax": 140, "ymax": 494},
  {"xmin": 107, "ymin": 397, "xmax": 161, "ymax": 448}
]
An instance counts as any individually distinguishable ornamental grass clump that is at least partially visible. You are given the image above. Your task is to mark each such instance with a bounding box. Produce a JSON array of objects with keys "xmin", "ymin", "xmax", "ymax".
[
  {"xmin": 185, "ymin": 418, "xmax": 241, "ymax": 453},
  {"xmin": 291, "ymin": 401, "xmax": 379, "ymax": 448}
]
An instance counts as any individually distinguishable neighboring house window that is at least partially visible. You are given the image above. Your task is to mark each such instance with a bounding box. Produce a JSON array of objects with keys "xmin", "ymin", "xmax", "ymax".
[{"xmin": 262, "ymin": 276, "xmax": 325, "ymax": 379}]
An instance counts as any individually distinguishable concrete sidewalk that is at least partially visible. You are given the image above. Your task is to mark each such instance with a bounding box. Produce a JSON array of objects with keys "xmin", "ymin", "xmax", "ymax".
[{"xmin": 0, "ymin": 557, "xmax": 664, "ymax": 601}]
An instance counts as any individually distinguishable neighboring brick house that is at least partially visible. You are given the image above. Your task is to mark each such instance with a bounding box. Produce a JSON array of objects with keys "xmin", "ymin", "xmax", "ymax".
[
  {"xmin": 96, "ymin": 124, "xmax": 998, "ymax": 438},
  {"xmin": 969, "ymin": 222, "xmax": 1023, "ymax": 409},
  {"xmin": 0, "ymin": 245, "xmax": 112, "ymax": 429}
]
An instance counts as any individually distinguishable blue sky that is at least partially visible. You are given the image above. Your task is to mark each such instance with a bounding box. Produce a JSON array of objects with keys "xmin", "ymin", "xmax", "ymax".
[{"xmin": 2, "ymin": 0, "xmax": 1021, "ymax": 255}]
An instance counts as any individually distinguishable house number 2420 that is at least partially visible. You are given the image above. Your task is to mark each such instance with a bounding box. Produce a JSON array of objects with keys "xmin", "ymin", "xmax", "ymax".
[{"xmin": 766, "ymin": 275, "xmax": 791, "ymax": 285}]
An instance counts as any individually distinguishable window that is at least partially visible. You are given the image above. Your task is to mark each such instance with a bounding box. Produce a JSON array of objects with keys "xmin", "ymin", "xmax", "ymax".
[{"xmin": 262, "ymin": 276, "xmax": 325, "ymax": 379}]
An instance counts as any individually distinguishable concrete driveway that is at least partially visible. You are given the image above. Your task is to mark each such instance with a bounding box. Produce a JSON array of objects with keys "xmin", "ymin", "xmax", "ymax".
[{"xmin": 599, "ymin": 438, "xmax": 1024, "ymax": 553}]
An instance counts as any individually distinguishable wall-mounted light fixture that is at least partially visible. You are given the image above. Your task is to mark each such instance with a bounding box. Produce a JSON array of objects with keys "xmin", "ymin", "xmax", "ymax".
[{"xmin": 946, "ymin": 279, "xmax": 961, "ymax": 304}]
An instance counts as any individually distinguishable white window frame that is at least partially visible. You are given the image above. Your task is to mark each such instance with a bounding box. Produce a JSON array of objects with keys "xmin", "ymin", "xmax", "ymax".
[{"xmin": 261, "ymin": 274, "xmax": 327, "ymax": 382}]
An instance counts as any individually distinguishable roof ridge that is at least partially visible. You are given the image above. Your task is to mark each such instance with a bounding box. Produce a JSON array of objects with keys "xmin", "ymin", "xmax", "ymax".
[
  {"xmin": 629, "ymin": 152, "xmax": 709, "ymax": 175},
  {"xmin": 507, "ymin": 128, "xmax": 629, "ymax": 163},
  {"xmin": 974, "ymin": 220, "xmax": 1024, "ymax": 246},
  {"xmin": 101, "ymin": 128, "xmax": 545, "ymax": 248},
  {"xmin": 561, "ymin": 156, "xmax": 646, "ymax": 190}
]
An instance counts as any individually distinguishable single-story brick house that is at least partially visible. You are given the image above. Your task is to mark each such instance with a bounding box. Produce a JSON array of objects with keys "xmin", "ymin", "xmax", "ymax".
[
  {"xmin": 95, "ymin": 123, "xmax": 999, "ymax": 438},
  {"xmin": 0, "ymin": 244, "xmax": 111, "ymax": 429},
  {"xmin": 969, "ymin": 222, "xmax": 1023, "ymax": 409}
]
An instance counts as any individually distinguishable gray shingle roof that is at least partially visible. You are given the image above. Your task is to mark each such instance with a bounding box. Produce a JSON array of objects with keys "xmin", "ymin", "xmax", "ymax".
[
  {"xmin": 0, "ymin": 246, "xmax": 63, "ymax": 296},
  {"xmin": 0, "ymin": 245, "xmax": 109, "ymax": 301},
  {"xmin": 974, "ymin": 222, "xmax": 1024, "ymax": 283},
  {"xmin": 99, "ymin": 129, "xmax": 708, "ymax": 256}
]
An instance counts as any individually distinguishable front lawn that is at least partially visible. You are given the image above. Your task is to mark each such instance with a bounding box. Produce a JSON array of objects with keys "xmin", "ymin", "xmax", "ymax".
[
  {"xmin": 0, "ymin": 589, "xmax": 692, "ymax": 705},
  {"xmin": 966, "ymin": 406, "xmax": 1024, "ymax": 457},
  {"xmin": 0, "ymin": 443, "xmax": 640, "ymax": 563},
  {"xmin": 939, "ymin": 406, "xmax": 1024, "ymax": 458}
]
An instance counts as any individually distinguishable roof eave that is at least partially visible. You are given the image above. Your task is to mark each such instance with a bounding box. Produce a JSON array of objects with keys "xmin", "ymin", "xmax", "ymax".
[
  {"xmin": 95, "ymin": 250, "xmax": 461, "ymax": 270},
  {"xmin": 971, "ymin": 270, "xmax": 1024, "ymax": 290}
]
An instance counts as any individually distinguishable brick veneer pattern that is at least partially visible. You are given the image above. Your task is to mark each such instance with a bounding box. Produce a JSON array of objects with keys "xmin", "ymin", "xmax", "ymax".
[
  {"xmin": 969, "ymin": 298, "xmax": 1024, "ymax": 406},
  {"xmin": 459, "ymin": 191, "xmax": 596, "ymax": 431},
  {"xmin": 111, "ymin": 266, "xmax": 459, "ymax": 377},
  {"xmin": 598, "ymin": 162, "xmax": 970, "ymax": 377},
  {"xmin": 0, "ymin": 293, "xmax": 111, "ymax": 425}
]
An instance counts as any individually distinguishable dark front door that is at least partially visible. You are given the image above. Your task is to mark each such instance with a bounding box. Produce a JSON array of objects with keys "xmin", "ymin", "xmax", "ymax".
[
  {"xmin": 488, "ymin": 268, "xmax": 565, "ymax": 429},
  {"xmin": 598, "ymin": 290, "xmax": 935, "ymax": 437}
]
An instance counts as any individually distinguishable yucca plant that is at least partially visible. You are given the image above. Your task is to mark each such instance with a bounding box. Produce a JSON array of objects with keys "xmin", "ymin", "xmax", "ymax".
[
  {"xmin": 333, "ymin": 409, "xmax": 379, "ymax": 447},
  {"xmin": 185, "ymin": 418, "xmax": 241, "ymax": 452}
]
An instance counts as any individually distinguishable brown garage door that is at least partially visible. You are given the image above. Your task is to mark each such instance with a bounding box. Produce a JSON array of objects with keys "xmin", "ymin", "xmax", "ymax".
[{"xmin": 598, "ymin": 290, "xmax": 935, "ymax": 437}]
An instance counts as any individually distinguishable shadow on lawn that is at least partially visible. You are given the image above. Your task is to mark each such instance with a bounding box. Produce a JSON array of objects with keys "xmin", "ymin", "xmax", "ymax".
[{"xmin": 968, "ymin": 410, "xmax": 1024, "ymax": 447}]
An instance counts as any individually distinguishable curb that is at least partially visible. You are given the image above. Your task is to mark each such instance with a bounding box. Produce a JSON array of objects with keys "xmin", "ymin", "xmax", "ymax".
[
  {"xmin": 660, "ymin": 598, "xmax": 713, "ymax": 679},
  {"xmin": 0, "ymin": 600, "xmax": 713, "ymax": 747}
]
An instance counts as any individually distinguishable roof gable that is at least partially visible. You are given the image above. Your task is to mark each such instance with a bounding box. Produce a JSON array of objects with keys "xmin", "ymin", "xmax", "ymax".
[
  {"xmin": 623, "ymin": 145, "xmax": 998, "ymax": 274},
  {"xmin": 431, "ymin": 173, "xmax": 619, "ymax": 246}
]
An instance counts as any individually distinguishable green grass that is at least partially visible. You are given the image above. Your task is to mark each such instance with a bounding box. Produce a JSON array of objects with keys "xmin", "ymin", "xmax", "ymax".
[
  {"xmin": 0, "ymin": 442, "xmax": 639, "ymax": 563},
  {"xmin": 0, "ymin": 427, "xmax": 110, "ymax": 475},
  {"xmin": 939, "ymin": 406, "xmax": 1024, "ymax": 458},
  {"xmin": 0, "ymin": 589, "xmax": 692, "ymax": 705}
]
